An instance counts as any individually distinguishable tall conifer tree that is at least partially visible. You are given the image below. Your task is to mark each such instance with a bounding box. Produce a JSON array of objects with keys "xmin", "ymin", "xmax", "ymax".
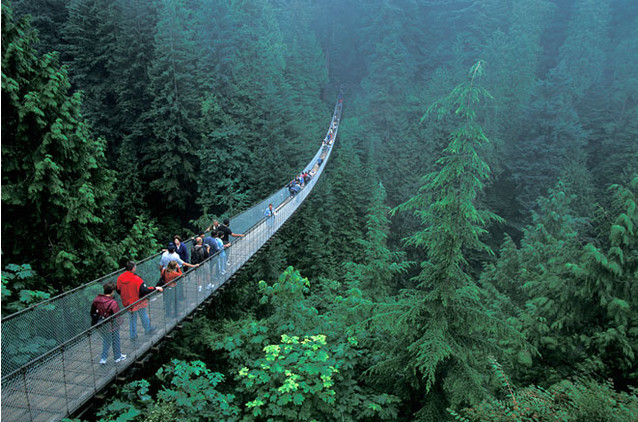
[
  {"xmin": 2, "ymin": 3, "xmax": 116, "ymax": 287},
  {"xmin": 62, "ymin": 0, "xmax": 118, "ymax": 149},
  {"xmin": 144, "ymin": 0, "xmax": 202, "ymax": 229},
  {"xmin": 197, "ymin": 0, "xmax": 290, "ymax": 215},
  {"xmin": 343, "ymin": 182, "xmax": 409, "ymax": 299},
  {"xmin": 384, "ymin": 62, "xmax": 521, "ymax": 419}
]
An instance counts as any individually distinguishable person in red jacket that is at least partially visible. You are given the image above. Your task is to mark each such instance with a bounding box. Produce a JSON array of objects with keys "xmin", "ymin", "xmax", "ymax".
[
  {"xmin": 91, "ymin": 282, "xmax": 126, "ymax": 364},
  {"xmin": 116, "ymin": 260, "xmax": 163, "ymax": 340}
]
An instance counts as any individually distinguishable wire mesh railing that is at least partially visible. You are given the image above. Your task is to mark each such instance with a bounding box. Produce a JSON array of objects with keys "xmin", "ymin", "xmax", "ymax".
[{"xmin": 1, "ymin": 98, "xmax": 342, "ymax": 422}]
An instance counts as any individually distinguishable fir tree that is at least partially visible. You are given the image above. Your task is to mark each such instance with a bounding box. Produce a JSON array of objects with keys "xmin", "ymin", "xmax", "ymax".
[
  {"xmin": 512, "ymin": 66, "xmax": 588, "ymax": 212},
  {"xmin": 557, "ymin": 0, "xmax": 612, "ymax": 100},
  {"xmin": 62, "ymin": 0, "xmax": 118, "ymax": 149},
  {"xmin": 2, "ymin": 3, "xmax": 116, "ymax": 288},
  {"xmin": 197, "ymin": 0, "xmax": 291, "ymax": 215},
  {"xmin": 109, "ymin": 0, "xmax": 158, "ymax": 162},
  {"xmin": 480, "ymin": 183, "xmax": 585, "ymax": 385},
  {"xmin": 12, "ymin": 0, "xmax": 69, "ymax": 58},
  {"xmin": 144, "ymin": 0, "xmax": 202, "ymax": 230},
  {"xmin": 327, "ymin": 138, "xmax": 372, "ymax": 265},
  {"xmin": 568, "ymin": 175, "xmax": 638, "ymax": 385},
  {"xmin": 343, "ymin": 182, "xmax": 409, "ymax": 300},
  {"xmin": 382, "ymin": 62, "xmax": 522, "ymax": 418}
]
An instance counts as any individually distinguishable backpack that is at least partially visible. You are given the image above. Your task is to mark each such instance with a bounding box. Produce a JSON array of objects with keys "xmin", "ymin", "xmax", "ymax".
[
  {"xmin": 91, "ymin": 310, "xmax": 105, "ymax": 326},
  {"xmin": 193, "ymin": 245, "xmax": 207, "ymax": 263}
]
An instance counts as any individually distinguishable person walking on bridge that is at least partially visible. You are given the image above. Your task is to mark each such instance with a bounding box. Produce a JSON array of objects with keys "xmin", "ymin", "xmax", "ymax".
[
  {"xmin": 91, "ymin": 282, "xmax": 126, "ymax": 364},
  {"xmin": 191, "ymin": 236, "xmax": 210, "ymax": 265},
  {"xmin": 117, "ymin": 261, "xmax": 163, "ymax": 340},
  {"xmin": 265, "ymin": 203, "xmax": 276, "ymax": 219},
  {"xmin": 159, "ymin": 243, "xmax": 198, "ymax": 272},
  {"xmin": 192, "ymin": 236, "xmax": 210, "ymax": 292},
  {"xmin": 173, "ymin": 235, "xmax": 189, "ymax": 267},
  {"xmin": 218, "ymin": 218, "xmax": 244, "ymax": 245}
]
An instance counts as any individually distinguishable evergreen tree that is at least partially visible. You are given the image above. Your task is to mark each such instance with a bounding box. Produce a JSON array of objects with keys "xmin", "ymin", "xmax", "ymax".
[
  {"xmin": 197, "ymin": 0, "xmax": 291, "ymax": 215},
  {"xmin": 12, "ymin": 0, "xmax": 69, "ymax": 58},
  {"xmin": 144, "ymin": 0, "xmax": 202, "ymax": 231},
  {"xmin": 62, "ymin": 0, "xmax": 118, "ymax": 149},
  {"xmin": 284, "ymin": 203, "xmax": 338, "ymax": 281},
  {"xmin": 325, "ymin": 138, "xmax": 372, "ymax": 264},
  {"xmin": 1, "ymin": 3, "xmax": 116, "ymax": 288},
  {"xmin": 382, "ymin": 62, "xmax": 522, "ymax": 419},
  {"xmin": 589, "ymin": 15, "xmax": 638, "ymax": 188},
  {"xmin": 480, "ymin": 0, "xmax": 553, "ymax": 174},
  {"xmin": 480, "ymin": 183, "xmax": 585, "ymax": 385},
  {"xmin": 557, "ymin": 0, "xmax": 612, "ymax": 100},
  {"xmin": 343, "ymin": 182, "xmax": 409, "ymax": 300},
  {"xmin": 568, "ymin": 175, "xmax": 638, "ymax": 385},
  {"xmin": 351, "ymin": 1, "xmax": 428, "ymax": 207},
  {"xmin": 276, "ymin": 0, "xmax": 330, "ymax": 171},
  {"xmin": 512, "ymin": 66, "xmax": 588, "ymax": 212},
  {"xmin": 109, "ymin": 0, "xmax": 158, "ymax": 168},
  {"xmin": 482, "ymin": 176, "xmax": 638, "ymax": 386}
]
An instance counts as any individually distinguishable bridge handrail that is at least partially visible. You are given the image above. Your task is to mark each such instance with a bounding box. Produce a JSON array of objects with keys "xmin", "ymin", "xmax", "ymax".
[
  {"xmin": 1, "ymin": 97, "xmax": 341, "ymax": 422},
  {"xmin": 0, "ymin": 97, "xmax": 341, "ymax": 324},
  {"xmin": 1, "ymin": 98, "xmax": 342, "ymax": 377}
]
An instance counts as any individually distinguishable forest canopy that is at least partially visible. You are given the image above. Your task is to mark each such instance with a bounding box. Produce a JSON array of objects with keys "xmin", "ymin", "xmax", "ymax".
[{"xmin": 2, "ymin": 0, "xmax": 638, "ymax": 420}]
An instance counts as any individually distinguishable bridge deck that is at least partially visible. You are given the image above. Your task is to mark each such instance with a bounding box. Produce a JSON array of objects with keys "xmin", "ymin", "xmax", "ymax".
[{"xmin": 1, "ymin": 100, "xmax": 342, "ymax": 422}]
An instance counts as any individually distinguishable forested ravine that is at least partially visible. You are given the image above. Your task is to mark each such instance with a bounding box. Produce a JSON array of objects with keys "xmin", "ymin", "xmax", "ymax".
[{"xmin": 2, "ymin": 0, "xmax": 638, "ymax": 420}]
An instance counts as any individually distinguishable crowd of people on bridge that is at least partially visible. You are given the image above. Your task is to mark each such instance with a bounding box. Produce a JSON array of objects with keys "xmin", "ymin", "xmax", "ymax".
[
  {"xmin": 91, "ymin": 219, "xmax": 244, "ymax": 364},
  {"xmin": 91, "ymin": 103, "xmax": 342, "ymax": 365}
]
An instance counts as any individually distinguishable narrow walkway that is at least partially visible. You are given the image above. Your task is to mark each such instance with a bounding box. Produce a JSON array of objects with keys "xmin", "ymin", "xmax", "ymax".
[{"xmin": 1, "ymin": 99, "xmax": 343, "ymax": 422}]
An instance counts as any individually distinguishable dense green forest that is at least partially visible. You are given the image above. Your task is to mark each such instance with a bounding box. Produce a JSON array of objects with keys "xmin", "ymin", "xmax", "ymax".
[{"xmin": 2, "ymin": 0, "xmax": 638, "ymax": 420}]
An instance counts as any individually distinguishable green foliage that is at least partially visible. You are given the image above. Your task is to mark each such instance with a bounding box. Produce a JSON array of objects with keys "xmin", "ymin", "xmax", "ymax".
[
  {"xmin": 206, "ymin": 267, "xmax": 399, "ymax": 420},
  {"xmin": 1, "ymin": 2, "xmax": 116, "ymax": 289},
  {"xmin": 482, "ymin": 176, "xmax": 638, "ymax": 386},
  {"xmin": 343, "ymin": 181, "xmax": 410, "ymax": 299},
  {"xmin": 116, "ymin": 214, "xmax": 162, "ymax": 262},
  {"xmin": 11, "ymin": 0, "xmax": 69, "ymax": 57},
  {"xmin": 96, "ymin": 360, "xmax": 239, "ymax": 422},
  {"xmin": 566, "ymin": 175, "xmax": 638, "ymax": 382},
  {"xmin": 453, "ymin": 373, "xmax": 638, "ymax": 422},
  {"xmin": 1, "ymin": 263, "xmax": 49, "ymax": 315},
  {"xmin": 557, "ymin": 0, "xmax": 612, "ymax": 99},
  {"xmin": 512, "ymin": 66, "xmax": 589, "ymax": 212},
  {"xmin": 323, "ymin": 139, "xmax": 372, "ymax": 264},
  {"xmin": 481, "ymin": 183, "xmax": 588, "ymax": 384},
  {"xmin": 63, "ymin": 0, "xmax": 118, "ymax": 144},
  {"xmin": 237, "ymin": 334, "xmax": 341, "ymax": 420},
  {"xmin": 106, "ymin": 0, "xmax": 158, "ymax": 233},
  {"xmin": 8, "ymin": 1, "xmax": 638, "ymax": 420},
  {"xmin": 143, "ymin": 0, "xmax": 202, "ymax": 229},
  {"xmin": 379, "ymin": 62, "xmax": 523, "ymax": 416},
  {"xmin": 1, "ymin": 263, "xmax": 57, "ymax": 368}
]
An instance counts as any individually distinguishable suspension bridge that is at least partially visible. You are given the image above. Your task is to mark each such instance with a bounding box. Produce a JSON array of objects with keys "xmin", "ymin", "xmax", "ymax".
[{"xmin": 1, "ymin": 98, "xmax": 343, "ymax": 422}]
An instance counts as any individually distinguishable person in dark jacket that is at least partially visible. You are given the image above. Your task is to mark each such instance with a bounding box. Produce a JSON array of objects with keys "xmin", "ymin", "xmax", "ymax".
[
  {"xmin": 173, "ymin": 235, "xmax": 190, "ymax": 265},
  {"xmin": 191, "ymin": 236, "xmax": 210, "ymax": 265},
  {"xmin": 116, "ymin": 261, "xmax": 163, "ymax": 340},
  {"xmin": 91, "ymin": 282, "xmax": 126, "ymax": 364},
  {"xmin": 218, "ymin": 218, "xmax": 244, "ymax": 245},
  {"xmin": 191, "ymin": 236, "xmax": 210, "ymax": 292}
]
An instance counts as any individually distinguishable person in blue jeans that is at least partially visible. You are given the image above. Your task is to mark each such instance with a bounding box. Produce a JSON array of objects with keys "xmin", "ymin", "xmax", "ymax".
[
  {"xmin": 91, "ymin": 282, "xmax": 126, "ymax": 364},
  {"xmin": 116, "ymin": 260, "xmax": 163, "ymax": 340},
  {"xmin": 213, "ymin": 230, "xmax": 228, "ymax": 278}
]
